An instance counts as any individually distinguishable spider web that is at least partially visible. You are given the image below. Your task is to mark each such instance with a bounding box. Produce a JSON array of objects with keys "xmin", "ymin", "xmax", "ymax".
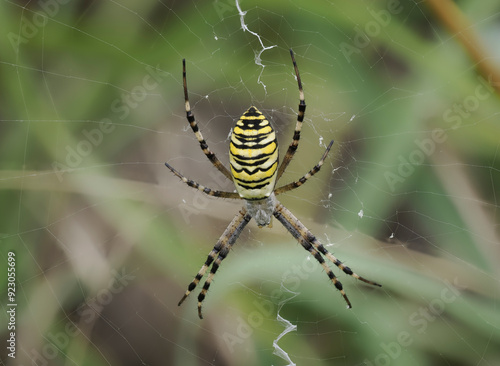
[{"xmin": 1, "ymin": 0, "xmax": 500, "ymax": 365}]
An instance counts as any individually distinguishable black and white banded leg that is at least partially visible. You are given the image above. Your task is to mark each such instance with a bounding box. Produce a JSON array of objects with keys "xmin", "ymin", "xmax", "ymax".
[
  {"xmin": 274, "ymin": 202, "xmax": 381, "ymax": 308},
  {"xmin": 277, "ymin": 49, "xmax": 307, "ymax": 180},
  {"xmin": 275, "ymin": 139, "xmax": 334, "ymax": 195},
  {"xmin": 165, "ymin": 162, "xmax": 241, "ymax": 199},
  {"xmin": 182, "ymin": 59, "xmax": 233, "ymax": 181},
  {"xmin": 178, "ymin": 208, "xmax": 252, "ymax": 318}
]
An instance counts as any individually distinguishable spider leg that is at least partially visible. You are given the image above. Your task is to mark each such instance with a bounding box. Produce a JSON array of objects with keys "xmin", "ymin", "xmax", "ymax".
[
  {"xmin": 165, "ymin": 162, "xmax": 241, "ymax": 199},
  {"xmin": 178, "ymin": 208, "xmax": 251, "ymax": 319},
  {"xmin": 182, "ymin": 59, "xmax": 233, "ymax": 181},
  {"xmin": 274, "ymin": 140, "xmax": 334, "ymax": 195},
  {"xmin": 273, "ymin": 204, "xmax": 352, "ymax": 307},
  {"xmin": 276, "ymin": 49, "xmax": 306, "ymax": 181},
  {"xmin": 274, "ymin": 201, "xmax": 381, "ymax": 307}
]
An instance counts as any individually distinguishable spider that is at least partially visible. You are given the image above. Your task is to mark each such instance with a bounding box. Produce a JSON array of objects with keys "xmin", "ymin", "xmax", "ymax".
[{"xmin": 165, "ymin": 49, "xmax": 381, "ymax": 319}]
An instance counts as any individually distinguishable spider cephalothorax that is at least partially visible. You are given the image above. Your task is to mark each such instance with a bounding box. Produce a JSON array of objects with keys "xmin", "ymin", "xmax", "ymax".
[{"xmin": 165, "ymin": 50, "xmax": 381, "ymax": 319}]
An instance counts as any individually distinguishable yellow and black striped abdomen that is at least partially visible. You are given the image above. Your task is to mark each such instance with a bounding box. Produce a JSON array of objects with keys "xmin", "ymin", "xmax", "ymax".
[{"xmin": 230, "ymin": 106, "xmax": 278, "ymax": 200}]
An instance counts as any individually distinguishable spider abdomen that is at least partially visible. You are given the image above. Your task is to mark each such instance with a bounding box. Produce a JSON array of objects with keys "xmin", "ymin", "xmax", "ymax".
[{"xmin": 230, "ymin": 106, "xmax": 278, "ymax": 200}]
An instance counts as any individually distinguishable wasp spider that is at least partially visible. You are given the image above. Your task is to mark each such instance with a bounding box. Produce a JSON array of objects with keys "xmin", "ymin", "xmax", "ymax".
[{"xmin": 165, "ymin": 50, "xmax": 381, "ymax": 319}]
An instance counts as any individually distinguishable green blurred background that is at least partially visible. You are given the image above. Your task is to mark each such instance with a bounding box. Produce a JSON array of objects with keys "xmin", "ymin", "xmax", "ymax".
[{"xmin": 1, "ymin": 0, "xmax": 500, "ymax": 365}]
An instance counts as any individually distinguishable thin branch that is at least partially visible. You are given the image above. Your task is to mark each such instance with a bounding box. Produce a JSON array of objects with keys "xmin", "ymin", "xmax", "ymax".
[{"xmin": 426, "ymin": 0, "xmax": 500, "ymax": 94}]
